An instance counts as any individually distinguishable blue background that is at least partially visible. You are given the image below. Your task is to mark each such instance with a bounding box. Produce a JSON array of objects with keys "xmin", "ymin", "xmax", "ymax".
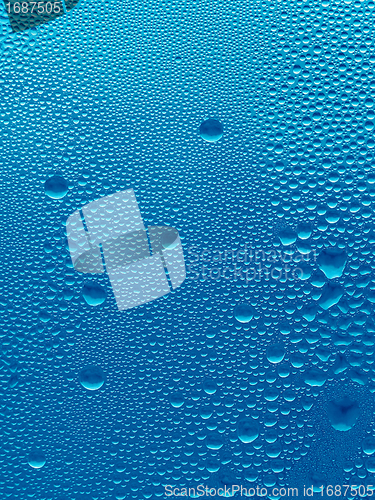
[{"xmin": 0, "ymin": 0, "xmax": 375, "ymax": 497}]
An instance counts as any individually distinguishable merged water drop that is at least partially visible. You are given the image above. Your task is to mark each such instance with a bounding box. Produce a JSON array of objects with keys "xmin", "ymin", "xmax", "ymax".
[
  {"xmin": 317, "ymin": 248, "xmax": 347, "ymax": 279},
  {"xmin": 278, "ymin": 227, "xmax": 297, "ymax": 246},
  {"xmin": 327, "ymin": 396, "xmax": 360, "ymax": 431}
]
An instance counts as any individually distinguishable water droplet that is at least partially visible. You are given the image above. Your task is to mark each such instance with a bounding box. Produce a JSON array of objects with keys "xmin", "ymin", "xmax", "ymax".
[
  {"xmin": 319, "ymin": 283, "xmax": 344, "ymax": 310},
  {"xmin": 170, "ymin": 393, "xmax": 184, "ymax": 408},
  {"xmin": 44, "ymin": 175, "xmax": 68, "ymax": 199},
  {"xmin": 79, "ymin": 366, "xmax": 105, "ymax": 391},
  {"xmin": 327, "ymin": 396, "xmax": 359, "ymax": 431},
  {"xmin": 199, "ymin": 119, "xmax": 223, "ymax": 142},
  {"xmin": 206, "ymin": 433, "xmax": 223, "ymax": 450},
  {"xmin": 297, "ymin": 222, "xmax": 312, "ymax": 240},
  {"xmin": 266, "ymin": 344, "xmax": 285, "ymax": 364},
  {"xmin": 278, "ymin": 228, "xmax": 297, "ymax": 246},
  {"xmin": 237, "ymin": 418, "xmax": 259, "ymax": 443},
  {"xmin": 317, "ymin": 248, "xmax": 347, "ymax": 279},
  {"xmin": 304, "ymin": 368, "xmax": 327, "ymax": 387},
  {"xmin": 28, "ymin": 451, "xmax": 46, "ymax": 469},
  {"xmin": 161, "ymin": 229, "xmax": 178, "ymax": 250},
  {"xmin": 362, "ymin": 437, "xmax": 375, "ymax": 455},
  {"xmin": 82, "ymin": 282, "xmax": 106, "ymax": 306},
  {"xmin": 234, "ymin": 303, "xmax": 253, "ymax": 323},
  {"xmin": 203, "ymin": 378, "xmax": 217, "ymax": 395},
  {"xmin": 206, "ymin": 458, "xmax": 220, "ymax": 473},
  {"xmin": 245, "ymin": 468, "xmax": 259, "ymax": 482}
]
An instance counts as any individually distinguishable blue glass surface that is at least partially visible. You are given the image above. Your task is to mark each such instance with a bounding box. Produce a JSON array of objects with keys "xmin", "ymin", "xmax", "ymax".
[{"xmin": 0, "ymin": 0, "xmax": 375, "ymax": 498}]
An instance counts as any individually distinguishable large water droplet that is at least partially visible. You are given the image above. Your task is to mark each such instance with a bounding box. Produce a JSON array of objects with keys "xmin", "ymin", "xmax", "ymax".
[
  {"xmin": 297, "ymin": 222, "xmax": 312, "ymax": 240},
  {"xmin": 45, "ymin": 175, "xmax": 68, "ymax": 199},
  {"xmin": 206, "ymin": 433, "xmax": 223, "ymax": 450},
  {"xmin": 237, "ymin": 418, "xmax": 259, "ymax": 443},
  {"xmin": 234, "ymin": 303, "xmax": 253, "ymax": 323},
  {"xmin": 161, "ymin": 229, "xmax": 178, "ymax": 250},
  {"xmin": 82, "ymin": 282, "xmax": 106, "ymax": 306},
  {"xmin": 278, "ymin": 228, "xmax": 297, "ymax": 246},
  {"xmin": 28, "ymin": 451, "xmax": 46, "ymax": 469},
  {"xmin": 245, "ymin": 469, "xmax": 259, "ymax": 482},
  {"xmin": 317, "ymin": 248, "xmax": 347, "ymax": 279},
  {"xmin": 304, "ymin": 368, "xmax": 327, "ymax": 387},
  {"xmin": 266, "ymin": 344, "xmax": 285, "ymax": 364},
  {"xmin": 79, "ymin": 366, "xmax": 105, "ymax": 391},
  {"xmin": 206, "ymin": 458, "xmax": 220, "ymax": 473},
  {"xmin": 170, "ymin": 393, "xmax": 184, "ymax": 408},
  {"xmin": 362, "ymin": 437, "xmax": 375, "ymax": 455},
  {"xmin": 319, "ymin": 283, "xmax": 344, "ymax": 310},
  {"xmin": 266, "ymin": 441, "xmax": 282, "ymax": 458},
  {"xmin": 199, "ymin": 119, "xmax": 223, "ymax": 142},
  {"xmin": 366, "ymin": 458, "xmax": 375, "ymax": 473},
  {"xmin": 203, "ymin": 378, "xmax": 217, "ymax": 395},
  {"xmin": 327, "ymin": 396, "xmax": 359, "ymax": 431}
]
